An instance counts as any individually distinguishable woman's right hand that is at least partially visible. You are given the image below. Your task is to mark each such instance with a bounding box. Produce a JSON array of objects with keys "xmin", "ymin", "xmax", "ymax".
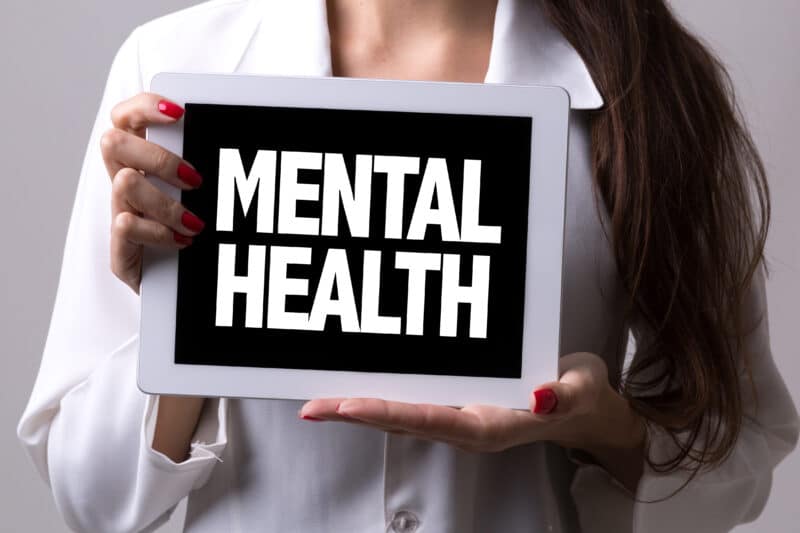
[
  {"xmin": 101, "ymin": 92, "xmax": 206, "ymax": 293},
  {"xmin": 101, "ymin": 94, "xmax": 209, "ymax": 464}
]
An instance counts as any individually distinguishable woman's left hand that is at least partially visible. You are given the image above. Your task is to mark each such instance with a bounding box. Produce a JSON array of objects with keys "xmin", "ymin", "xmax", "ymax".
[{"xmin": 299, "ymin": 352, "xmax": 646, "ymax": 473}]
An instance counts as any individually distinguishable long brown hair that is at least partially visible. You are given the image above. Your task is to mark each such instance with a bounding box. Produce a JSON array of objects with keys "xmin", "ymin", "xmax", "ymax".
[{"xmin": 540, "ymin": 0, "xmax": 770, "ymax": 476}]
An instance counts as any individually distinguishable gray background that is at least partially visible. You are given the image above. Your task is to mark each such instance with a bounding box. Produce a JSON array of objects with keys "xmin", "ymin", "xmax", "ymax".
[{"xmin": 1, "ymin": 1, "xmax": 797, "ymax": 531}]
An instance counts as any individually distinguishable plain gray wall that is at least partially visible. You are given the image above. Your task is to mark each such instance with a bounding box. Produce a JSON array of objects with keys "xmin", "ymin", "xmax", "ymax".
[{"xmin": 1, "ymin": 1, "xmax": 797, "ymax": 532}]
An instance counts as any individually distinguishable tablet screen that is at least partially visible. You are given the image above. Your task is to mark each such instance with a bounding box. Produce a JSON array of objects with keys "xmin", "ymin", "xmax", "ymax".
[{"xmin": 175, "ymin": 103, "xmax": 532, "ymax": 378}]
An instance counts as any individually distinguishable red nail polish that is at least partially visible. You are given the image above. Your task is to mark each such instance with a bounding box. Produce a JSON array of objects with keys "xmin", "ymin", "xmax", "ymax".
[
  {"xmin": 173, "ymin": 231, "xmax": 193, "ymax": 246},
  {"xmin": 158, "ymin": 99, "xmax": 184, "ymax": 119},
  {"xmin": 177, "ymin": 163, "xmax": 203, "ymax": 187},
  {"xmin": 532, "ymin": 388, "xmax": 558, "ymax": 414},
  {"xmin": 181, "ymin": 211, "xmax": 205, "ymax": 233},
  {"xmin": 301, "ymin": 415, "xmax": 324, "ymax": 421}
]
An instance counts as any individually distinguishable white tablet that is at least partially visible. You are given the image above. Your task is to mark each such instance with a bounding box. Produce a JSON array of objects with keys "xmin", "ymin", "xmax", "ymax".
[{"xmin": 138, "ymin": 72, "xmax": 570, "ymax": 409}]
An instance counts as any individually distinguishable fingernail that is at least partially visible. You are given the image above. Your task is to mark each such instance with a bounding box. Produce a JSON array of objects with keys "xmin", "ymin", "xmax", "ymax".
[
  {"xmin": 532, "ymin": 388, "xmax": 558, "ymax": 414},
  {"xmin": 158, "ymin": 99, "xmax": 184, "ymax": 119},
  {"xmin": 181, "ymin": 211, "xmax": 205, "ymax": 233},
  {"xmin": 173, "ymin": 231, "xmax": 193, "ymax": 246},
  {"xmin": 177, "ymin": 163, "xmax": 203, "ymax": 187},
  {"xmin": 301, "ymin": 414, "xmax": 324, "ymax": 421}
]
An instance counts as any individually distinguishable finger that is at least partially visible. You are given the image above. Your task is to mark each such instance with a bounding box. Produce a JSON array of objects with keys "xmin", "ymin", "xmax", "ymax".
[
  {"xmin": 530, "ymin": 383, "xmax": 572, "ymax": 416},
  {"xmin": 110, "ymin": 218, "xmax": 143, "ymax": 292},
  {"xmin": 559, "ymin": 352, "xmax": 608, "ymax": 385},
  {"xmin": 299, "ymin": 398, "xmax": 461, "ymax": 441},
  {"xmin": 300, "ymin": 398, "xmax": 432, "ymax": 433},
  {"xmin": 334, "ymin": 398, "xmax": 485, "ymax": 442},
  {"xmin": 341, "ymin": 400, "xmax": 541, "ymax": 452},
  {"xmin": 100, "ymin": 128, "xmax": 202, "ymax": 189},
  {"xmin": 111, "ymin": 93, "xmax": 184, "ymax": 135},
  {"xmin": 301, "ymin": 398, "xmax": 541, "ymax": 452},
  {"xmin": 298, "ymin": 398, "xmax": 353, "ymax": 422},
  {"xmin": 550, "ymin": 352, "xmax": 610, "ymax": 415},
  {"xmin": 112, "ymin": 168, "xmax": 205, "ymax": 236},
  {"xmin": 110, "ymin": 211, "xmax": 190, "ymax": 292},
  {"xmin": 528, "ymin": 352, "xmax": 611, "ymax": 416},
  {"xmin": 112, "ymin": 210, "xmax": 192, "ymax": 250}
]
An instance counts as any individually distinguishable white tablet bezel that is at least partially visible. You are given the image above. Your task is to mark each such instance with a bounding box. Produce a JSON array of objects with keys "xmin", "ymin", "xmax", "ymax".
[{"xmin": 138, "ymin": 72, "xmax": 570, "ymax": 409}]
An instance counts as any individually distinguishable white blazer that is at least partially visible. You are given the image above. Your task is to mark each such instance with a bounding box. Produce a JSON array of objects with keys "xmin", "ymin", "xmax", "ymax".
[{"xmin": 18, "ymin": 0, "xmax": 799, "ymax": 532}]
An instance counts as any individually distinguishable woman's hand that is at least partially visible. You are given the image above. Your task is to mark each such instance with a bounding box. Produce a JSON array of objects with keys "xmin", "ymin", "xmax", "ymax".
[
  {"xmin": 101, "ymin": 93, "xmax": 207, "ymax": 462},
  {"xmin": 101, "ymin": 92, "xmax": 205, "ymax": 293},
  {"xmin": 299, "ymin": 352, "xmax": 647, "ymax": 491}
]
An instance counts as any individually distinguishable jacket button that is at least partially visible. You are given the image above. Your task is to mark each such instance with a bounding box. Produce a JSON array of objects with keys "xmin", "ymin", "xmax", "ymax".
[{"xmin": 389, "ymin": 510, "xmax": 420, "ymax": 533}]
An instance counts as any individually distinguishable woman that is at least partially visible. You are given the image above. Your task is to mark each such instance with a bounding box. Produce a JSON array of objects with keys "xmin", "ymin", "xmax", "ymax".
[{"xmin": 17, "ymin": 0, "xmax": 799, "ymax": 531}]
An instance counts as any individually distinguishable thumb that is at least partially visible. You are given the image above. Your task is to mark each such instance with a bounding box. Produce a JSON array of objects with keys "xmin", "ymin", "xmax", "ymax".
[{"xmin": 530, "ymin": 381, "xmax": 576, "ymax": 416}]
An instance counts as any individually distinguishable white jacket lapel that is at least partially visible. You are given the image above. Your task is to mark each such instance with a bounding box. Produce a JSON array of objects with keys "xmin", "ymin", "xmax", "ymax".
[
  {"xmin": 235, "ymin": 0, "xmax": 602, "ymax": 109},
  {"xmin": 485, "ymin": 0, "xmax": 604, "ymax": 109}
]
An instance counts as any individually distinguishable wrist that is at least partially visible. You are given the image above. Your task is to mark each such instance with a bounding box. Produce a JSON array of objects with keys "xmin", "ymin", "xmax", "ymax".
[
  {"xmin": 152, "ymin": 395, "xmax": 206, "ymax": 462},
  {"xmin": 583, "ymin": 387, "xmax": 645, "ymax": 450},
  {"xmin": 578, "ymin": 387, "xmax": 647, "ymax": 492}
]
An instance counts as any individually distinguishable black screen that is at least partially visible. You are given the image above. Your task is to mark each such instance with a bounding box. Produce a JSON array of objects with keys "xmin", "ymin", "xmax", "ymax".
[{"xmin": 175, "ymin": 103, "xmax": 532, "ymax": 378}]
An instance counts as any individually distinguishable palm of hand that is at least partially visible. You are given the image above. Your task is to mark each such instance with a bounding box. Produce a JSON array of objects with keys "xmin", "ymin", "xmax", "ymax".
[{"xmin": 299, "ymin": 352, "xmax": 613, "ymax": 453}]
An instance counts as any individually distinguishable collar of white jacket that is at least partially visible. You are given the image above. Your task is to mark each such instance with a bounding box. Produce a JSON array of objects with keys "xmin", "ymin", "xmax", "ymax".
[{"xmin": 217, "ymin": 0, "xmax": 605, "ymax": 110}]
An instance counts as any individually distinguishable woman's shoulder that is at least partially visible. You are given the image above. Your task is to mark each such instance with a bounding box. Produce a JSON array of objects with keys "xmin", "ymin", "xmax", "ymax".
[{"xmin": 126, "ymin": 0, "xmax": 264, "ymax": 87}]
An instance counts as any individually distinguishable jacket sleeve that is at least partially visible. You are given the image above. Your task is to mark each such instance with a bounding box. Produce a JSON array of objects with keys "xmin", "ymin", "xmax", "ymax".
[
  {"xmin": 569, "ymin": 267, "xmax": 799, "ymax": 532},
  {"xmin": 16, "ymin": 27, "xmax": 228, "ymax": 533}
]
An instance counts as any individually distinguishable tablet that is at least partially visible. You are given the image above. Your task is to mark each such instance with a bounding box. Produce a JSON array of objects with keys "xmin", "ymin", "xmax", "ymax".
[{"xmin": 138, "ymin": 72, "xmax": 570, "ymax": 409}]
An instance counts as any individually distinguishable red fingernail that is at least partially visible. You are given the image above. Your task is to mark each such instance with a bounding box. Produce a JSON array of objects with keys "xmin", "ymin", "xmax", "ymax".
[
  {"xmin": 177, "ymin": 163, "xmax": 203, "ymax": 187},
  {"xmin": 301, "ymin": 415, "xmax": 324, "ymax": 421},
  {"xmin": 181, "ymin": 211, "xmax": 205, "ymax": 233},
  {"xmin": 532, "ymin": 388, "xmax": 558, "ymax": 414},
  {"xmin": 173, "ymin": 231, "xmax": 193, "ymax": 246},
  {"xmin": 158, "ymin": 99, "xmax": 184, "ymax": 119}
]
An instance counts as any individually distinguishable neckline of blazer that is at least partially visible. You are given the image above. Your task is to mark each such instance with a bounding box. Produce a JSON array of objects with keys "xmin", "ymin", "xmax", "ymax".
[{"xmin": 206, "ymin": 0, "xmax": 605, "ymax": 110}]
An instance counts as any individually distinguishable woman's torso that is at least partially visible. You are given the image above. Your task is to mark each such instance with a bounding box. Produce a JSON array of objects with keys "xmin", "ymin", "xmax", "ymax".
[
  {"xmin": 141, "ymin": 1, "xmax": 628, "ymax": 531},
  {"xmin": 180, "ymin": 111, "xmax": 627, "ymax": 533}
]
